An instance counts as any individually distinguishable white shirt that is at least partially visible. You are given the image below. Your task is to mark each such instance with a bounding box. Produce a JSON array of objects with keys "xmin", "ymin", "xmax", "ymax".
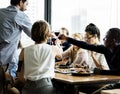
[
  {"xmin": 88, "ymin": 51, "xmax": 109, "ymax": 70},
  {"xmin": 24, "ymin": 43, "xmax": 62, "ymax": 81}
]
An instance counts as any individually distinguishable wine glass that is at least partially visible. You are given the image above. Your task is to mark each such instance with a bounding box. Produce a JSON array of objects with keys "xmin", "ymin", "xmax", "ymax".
[{"xmin": 54, "ymin": 32, "xmax": 60, "ymax": 37}]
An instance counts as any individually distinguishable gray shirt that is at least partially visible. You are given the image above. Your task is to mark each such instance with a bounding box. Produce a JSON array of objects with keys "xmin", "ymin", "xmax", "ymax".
[{"xmin": 0, "ymin": 5, "xmax": 32, "ymax": 65}]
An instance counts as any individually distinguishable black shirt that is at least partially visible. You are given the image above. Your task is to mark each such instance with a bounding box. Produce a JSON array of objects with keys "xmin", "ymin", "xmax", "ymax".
[{"xmin": 67, "ymin": 37, "xmax": 120, "ymax": 75}]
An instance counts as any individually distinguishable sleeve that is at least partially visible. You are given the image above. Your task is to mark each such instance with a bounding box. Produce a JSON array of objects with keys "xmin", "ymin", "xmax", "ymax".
[
  {"xmin": 62, "ymin": 48, "xmax": 71, "ymax": 59},
  {"xmin": 98, "ymin": 54, "xmax": 109, "ymax": 70},
  {"xmin": 21, "ymin": 15, "xmax": 32, "ymax": 37},
  {"xmin": 15, "ymin": 12, "xmax": 32, "ymax": 37},
  {"xmin": 72, "ymin": 50, "xmax": 89, "ymax": 67},
  {"xmin": 67, "ymin": 37, "xmax": 106, "ymax": 53},
  {"xmin": 52, "ymin": 45, "xmax": 63, "ymax": 57}
]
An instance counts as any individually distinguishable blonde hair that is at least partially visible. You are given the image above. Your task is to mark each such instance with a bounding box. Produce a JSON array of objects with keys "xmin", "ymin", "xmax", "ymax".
[{"xmin": 72, "ymin": 33, "xmax": 84, "ymax": 41}]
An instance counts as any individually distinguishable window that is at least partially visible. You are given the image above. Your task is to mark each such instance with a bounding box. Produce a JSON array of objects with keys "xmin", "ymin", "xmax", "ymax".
[
  {"xmin": 22, "ymin": 0, "xmax": 44, "ymax": 47},
  {"xmin": 0, "ymin": 0, "xmax": 44, "ymax": 47},
  {"xmin": 51, "ymin": 0, "xmax": 120, "ymax": 41}
]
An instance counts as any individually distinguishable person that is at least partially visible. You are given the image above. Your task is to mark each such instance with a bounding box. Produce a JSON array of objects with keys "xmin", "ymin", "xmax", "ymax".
[
  {"xmin": 0, "ymin": 0, "xmax": 32, "ymax": 78},
  {"xmin": 18, "ymin": 20, "xmax": 62, "ymax": 94},
  {"xmin": 56, "ymin": 33, "xmax": 89, "ymax": 69},
  {"xmin": 59, "ymin": 27, "xmax": 71, "ymax": 51},
  {"xmin": 84, "ymin": 23, "xmax": 109, "ymax": 70},
  {"xmin": 58, "ymin": 27, "xmax": 120, "ymax": 93},
  {"xmin": 77, "ymin": 23, "xmax": 110, "ymax": 94},
  {"xmin": 55, "ymin": 27, "xmax": 72, "ymax": 65},
  {"xmin": 59, "ymin": 27, "xmax": 120, "ymax": 74}
]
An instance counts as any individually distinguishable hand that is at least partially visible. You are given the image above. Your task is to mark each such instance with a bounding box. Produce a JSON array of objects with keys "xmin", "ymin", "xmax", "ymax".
[
  {"xmin": 76, "ymin": 68, "xmax": 87, "ymax": 73},
  {"xmin": 58, "ymin": 34, "xmax": 68, "ymax": 40},
  {"xmin": 49, "ymin": 32, "xmax": 57, "ymax": 38},
  {"xmin": 55, "ymin": 39, "xmax": 61, "ymax": 46}
]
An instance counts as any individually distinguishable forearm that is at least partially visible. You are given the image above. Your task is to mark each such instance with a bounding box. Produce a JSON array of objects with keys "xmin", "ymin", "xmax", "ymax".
[
  {"xmin": 67, "ymin": 37, "xmax": 104, "ymax": 53},
  {"xmin": 91, "ymin": 54, "xmax": 103, "ymax": 69}
]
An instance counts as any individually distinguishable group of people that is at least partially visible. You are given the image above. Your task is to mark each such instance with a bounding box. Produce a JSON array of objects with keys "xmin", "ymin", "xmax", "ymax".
[{"xmin": 0, "ymin": 0, "xmax": 120, "ymax": 94}]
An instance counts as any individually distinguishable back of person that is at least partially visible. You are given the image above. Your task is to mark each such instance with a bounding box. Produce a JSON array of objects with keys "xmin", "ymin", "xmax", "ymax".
[
  {"xmin": 19, "ymin": 20, "xmax": 62, "ymax": 94},
  {"xmin": 24, "ymin": 44, "xmax": 55, "ymax": 81},
  {"xmin": 0, "ymin": 7, "xmax": 27, "ymax": 43}
]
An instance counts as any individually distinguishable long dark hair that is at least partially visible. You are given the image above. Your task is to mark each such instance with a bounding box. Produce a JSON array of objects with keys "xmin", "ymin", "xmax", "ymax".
[{"xmin": 107, "ymin": 28, "xmax": 120, "ymax": 44}]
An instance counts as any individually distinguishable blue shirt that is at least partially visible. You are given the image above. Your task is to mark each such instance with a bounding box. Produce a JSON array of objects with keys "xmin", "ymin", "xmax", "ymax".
[{"xmin": 0, "ymin": 5, "xmax": 32, "ymax": 67}]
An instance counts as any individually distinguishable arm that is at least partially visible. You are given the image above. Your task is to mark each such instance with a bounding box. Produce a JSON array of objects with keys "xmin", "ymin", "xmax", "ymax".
[
  {"xmin": 22, "ymin": 16, "xmax": 32, "ymax": 37},
  {"xmin": 91, "ymin": 51, "xmax": 103, "ymax": 69},
  {"xmin": 55, "ymin": 58, "xmax": 68, "ymax": 66},
  {"xmin": 15, "ymin": 13, "xmax": 32, "ymax": 37},
  {"xmin": 91, "ymin": 52, "xmax": 109, "ymax": 70},
  {"xmin": 71, "ymin": 50, "xmax": 89, "ymax": 68},
  {"xmin": 67, "ymin": 37, "xmax": 105, "ymax": 53},
  {"xmin": 52, "ymin": 44, "xmax": 63, "ymax": 59},
  {"xmin": 58, "ymin": 34, "xmax": 106, "ymax": 53},
  {"xmin": 55, "ymin": 46, "xmax": 70, "ymax": 65}
]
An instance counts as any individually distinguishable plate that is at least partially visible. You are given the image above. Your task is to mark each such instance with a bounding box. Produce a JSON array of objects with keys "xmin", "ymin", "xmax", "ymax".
[
  {"xmin": 71, "ymin": 71, "xmax": 93, "ymax": 76},
  {"xmin": 58, "ymin": 65, "xmax": 71, "ymax": 69},
  {"xmin": 54, "ymin": 69, "xmax": 71, "ymax": 74}
]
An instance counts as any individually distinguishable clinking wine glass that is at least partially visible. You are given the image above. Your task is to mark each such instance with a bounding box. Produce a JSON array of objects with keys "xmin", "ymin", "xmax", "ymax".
[{"xmin": 54, "ymin": 32, "xmax": 60, "ymax": 37}]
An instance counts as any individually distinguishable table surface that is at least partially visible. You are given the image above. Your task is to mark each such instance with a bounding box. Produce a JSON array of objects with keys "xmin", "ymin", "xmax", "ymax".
[{"xmin": 54, "ymin": 73, "xmax": 120, "ymax": 85}]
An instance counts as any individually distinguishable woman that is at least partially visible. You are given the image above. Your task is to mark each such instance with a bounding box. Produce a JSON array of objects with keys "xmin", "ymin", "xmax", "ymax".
[
  {"xmin": 58, "ymin": 27, "xmax": 120, "ymax": 93},
  {"xmin": 58, "ymin": 27, "xmax": 120, "ymax": 75},
  {"xmin": 18, "ymin": 20, "xmax": 62, "ymax": 94},
  {"xmin": 56, "ymin": 33, "xmax": 89, "ymax": 69},
  {"xmin": 84, "ymin": 23, "xmax": 109, "ymax": 70}
]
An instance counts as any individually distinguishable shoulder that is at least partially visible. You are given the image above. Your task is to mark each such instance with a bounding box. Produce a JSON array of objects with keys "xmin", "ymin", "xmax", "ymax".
[{"xmin": 16, "ymin": 10, "xmax": 29, "ymax": 20}]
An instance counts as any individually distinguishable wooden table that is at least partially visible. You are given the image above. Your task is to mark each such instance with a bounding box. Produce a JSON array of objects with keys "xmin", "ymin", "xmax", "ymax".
[{"xmin": 53, "ymin": 73, "xmax": 120, "ymax": 94}]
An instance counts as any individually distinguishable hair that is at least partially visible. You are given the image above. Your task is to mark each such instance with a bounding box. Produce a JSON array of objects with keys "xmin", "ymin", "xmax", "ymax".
[
  {"xmin": 72, "ymin": 33, "xmax": 83, "ymax": 41},
  {"xmin": 107, "ymin": 28, "xmax": 120, "ymax": 43},
  {"xmin": 61, "ymin": 27, "xmax": 69, "ymax": 36},
  {"xmin": 85, "ymin": 23, "xmax": 100, "ymax": 40},
  {"xmin": 31, "ymin": 20, "xmax": 50, "ymax": 43},
  {"xmin": 10, "ymin": 0, "xmax": 27, "ymax": 5}
]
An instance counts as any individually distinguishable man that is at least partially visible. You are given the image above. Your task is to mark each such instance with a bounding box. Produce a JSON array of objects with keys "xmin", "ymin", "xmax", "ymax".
[
  {"xmin": 0, "ymin": 0, "xmax": 32, "ymax": 78},
  {"xmin": 60, "ymin": 27, "xmax": 71, "ymax": 51}
]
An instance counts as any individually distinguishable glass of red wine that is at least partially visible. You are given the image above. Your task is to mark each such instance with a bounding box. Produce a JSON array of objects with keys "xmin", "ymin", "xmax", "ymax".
[{"xmin": 54, "ymin": 32, "xmax": 60, "ymax": 36}]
